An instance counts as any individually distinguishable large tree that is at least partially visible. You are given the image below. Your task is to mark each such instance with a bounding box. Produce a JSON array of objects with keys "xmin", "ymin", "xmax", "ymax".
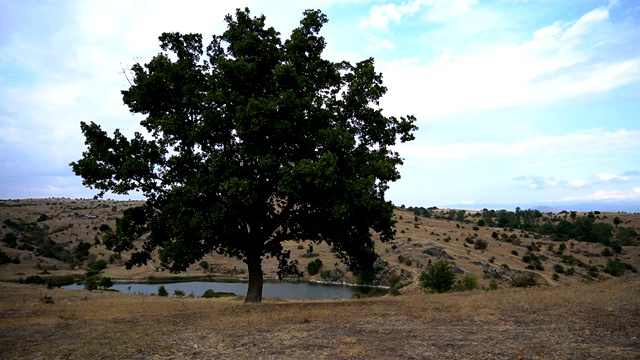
[{"xmin": 71, "ymin": 8, "xmax": 417, "ymax": 302}]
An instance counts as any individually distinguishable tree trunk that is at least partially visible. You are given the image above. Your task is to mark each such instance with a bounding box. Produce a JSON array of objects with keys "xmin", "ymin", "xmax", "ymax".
[{"xmin": 245, "ymin": 252, "xmax": 263, "ymax": 303}]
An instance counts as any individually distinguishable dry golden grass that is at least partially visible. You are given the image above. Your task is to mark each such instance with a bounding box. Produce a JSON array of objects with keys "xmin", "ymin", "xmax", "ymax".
[
  {"xmin": 1, "ymin": 279, "xmax": 639, "ymax": 359},
  {"xmin": 2, "ymin": 198, "xmax": 639, "ymax": 291}
]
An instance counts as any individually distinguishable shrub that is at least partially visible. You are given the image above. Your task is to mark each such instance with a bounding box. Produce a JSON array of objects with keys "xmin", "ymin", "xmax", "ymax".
[
  {"xmin": 601, "ymin": 248, "xmax": 612, "ymax": 257},
  {"xmin": 474, "ymin": 239, "xmax": 488, "ymax": 250},
  {"xmin": 553, "ymin": 264, "xmax": 565, "ymax": 274},
  {"xmin": 98, "ymin": 276, "xmax": 113, "ymax": 290},
  {"xmin": 461, "ymin": 274, "xmax": 478, "ymax": 290},
  {"xmin": 199, "ymin": 260, "xmax": 209, "ymax": 273},
  {"xmin": 491, "ymin": 232, "xmax": 498, "ymax": 239},
  {"xmin": 604, "ymin": 259, "xmax": 635, "ymax": 276},
  {"xmin": 320, "ymin": 269, "xmax": 331, "ymax": 279},
  {"xmin": 157, "ymin": 285, "xmax": 169, "ymax": 296},
  {"xmin": 420, "ymin": 259, "xmax": 455, "ymax": 293},
  {"xmin": 489, "ymin": 280, "xmax": 499, "ymax": 290},
  {"xmin": 588, "ymin": 266, "xmax": 599, "ymax": 278},
  {"xmin": 511, "ymin": 273, "xmax": 538, "ymax": 288},
  {"xmin": 552, "ymin": 273, "xmax": 560, "ymax": 281},
  {"xmin": 98, "ymin": 224, "xmax": 111, "ymax": 232},
  {"xmin": 307, "ymin": 258, "xmax": 323, "ymax": 275},
  {"xmin": 202, "ymin": 289, "xmax": 216, "ymax": 298},
  {"xmin": 174, "ymin": 289, "xmax": 185, "ymax": 297},
  {"xmin": 511, "ymin": 250, "xmax": 518, "ymax": 256},
  {"xmin": 84, "ymin": 276, "xmax": 98, "ymax": 291}
]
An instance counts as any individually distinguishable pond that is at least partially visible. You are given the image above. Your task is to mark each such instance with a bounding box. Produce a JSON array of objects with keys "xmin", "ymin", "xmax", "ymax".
[{"xmin": 63, "ymin": 280, "xmax": 387, "ymax": 300}]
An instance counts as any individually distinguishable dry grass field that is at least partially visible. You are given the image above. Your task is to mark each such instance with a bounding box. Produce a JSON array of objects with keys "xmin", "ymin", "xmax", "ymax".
[
  {"xmin": 1, "ymin": 198, "xmax": 640, "ymax": 358},
  {"xmin": 1, "ymin": 279, "xmax": 638, "ymax": 359}
]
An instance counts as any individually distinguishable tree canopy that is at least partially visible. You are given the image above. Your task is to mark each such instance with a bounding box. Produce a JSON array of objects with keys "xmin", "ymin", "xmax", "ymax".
[{"xmin": 70, "ymin": 8, "xmax": 417, "ymax": 302}]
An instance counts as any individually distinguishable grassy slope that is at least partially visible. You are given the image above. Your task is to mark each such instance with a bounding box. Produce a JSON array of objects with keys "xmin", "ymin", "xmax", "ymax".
[{"xmin": 1, "ymin": 198, "xmax": 638, "ymax": 289}]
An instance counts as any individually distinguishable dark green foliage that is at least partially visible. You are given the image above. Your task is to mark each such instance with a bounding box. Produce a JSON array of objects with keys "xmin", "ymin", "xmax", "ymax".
[
  {"xmin": 510, "ymin": 273, "xmax": 538, "ymax": 287},
  {"xmin": 604, "ymin": 259, "xmax": 636, "ymax": 276},
  {"xmin": 491, "ymin": 232, "xmax": 498, "ymax": 239},
  {"xmin": 588, "ymin": 266, "xmax": 599, "ymax": 277},
  {"xmin": 199, "ymin": 260, "xmax": 209, "ymax": 273},
  {"xmin": 98, "ymin": 277, "xmax": 113, "ymax": 289},
  {"xmin": 37, "ymin": 214, "xmax": 49, "ymax": 222},
  {"xmin": 601, "ymin": 247, "xmax": 612, "ymax": 257},
  {"xmin": 86, "ymin": 258, "xmax": 108, "ymax": 276},
  {"xmin": 511, "ymin": 250, "xmax": 518, "ymax": 256},
  {"xmin": 70, "ymin": 8, "xmax": 417, "ymax": 303},
  {"xmin": 98, "ymin": 224, "xmax": 111, "ymax": 232},
  {"xmin": 460, "ymin": 274, "xmax": 478, "ymax": 290},
  {"xmin": 202, "ymin": 289, "xmax": 235, "ymax": 298},
  {"xmin": 616, "ymin": 227, "xmax": 638, "ymax": 246},
  {"xmin": 2, "ymin": 233, "xmax": 18, "ymax": 248},
  {"xmin": 174, "ymin": 289, "xmax": 185, "ymax": 297},
  {"xmin": 0, "ymin": 249, "xmax": 10, "ymax": 264},
  {"xmin": 552, "ymin": 273, "xmax": 560, "ymax": 281},
  {"xmin": 474, "ymin": 239, "xmax": 488, "ymax": 250},
  {"xmin": 419, "ymin": 259, "xmax": 455, "ymax": 293},
  {"xmin": 202, "ymin": 289, "xmax": 216, "ymax": 298},
  {"xmin": 307, "ymin": 258, "xmax": 323, "ymax": 275},
  {"xmin": 157, "ymin": 285, "xmax": 169, "ymax": 296},
  {"xmin": 553, "ymin": 264, "xmax": 565, "ymax": 273},
  {"xmin": 489, "ymin": 280, "xmax": 499, "ymax": 290}
]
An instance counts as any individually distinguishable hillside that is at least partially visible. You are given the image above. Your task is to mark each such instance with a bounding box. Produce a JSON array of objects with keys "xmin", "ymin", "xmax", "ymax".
[{"xmin": 1, "ymin": 198, "xmax": 639, "ymax": 291}]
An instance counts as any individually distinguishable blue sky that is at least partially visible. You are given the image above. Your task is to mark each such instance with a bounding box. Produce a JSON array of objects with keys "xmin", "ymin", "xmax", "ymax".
[{"xmin": 1, "ymin": 0, "xmax": 639, "ymax": 211}]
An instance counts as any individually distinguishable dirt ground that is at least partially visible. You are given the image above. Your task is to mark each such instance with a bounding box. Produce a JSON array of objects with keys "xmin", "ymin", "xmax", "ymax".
[{"xmin": 1, "ymin": 278, "xmax": 638, "ymax": 359}]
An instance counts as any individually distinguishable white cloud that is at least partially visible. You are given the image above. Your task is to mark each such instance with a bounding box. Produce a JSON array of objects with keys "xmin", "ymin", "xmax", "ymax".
[
  {"xmin": 568, "ymin": 179, "xmax": 588, "ymax": 188},
  {"xmin": 558, "ymin": 188, "xmax": 640, "ymax": 202},
  {"xmin": 368, "ymin": 36, "xmax": 396, "ymax": 50},
  {"xmin": 359, "ymin": 1, "xmax": 417, "ymax": 29},
  {"xmin": 401, "ymin": 129, "xmax": 640, "ymax": 161},
  {"xmin": 597, "ymin": 173, "xmax": 631, "ymax": 182},
  {"xmin": 378, "ymin": 5, "xmax": 640, "ymax": 119},
  {"xmin": 562, "ymin": 7, "xmax": 609, "ymax": 41},
  {"xmin": 360, "ymin": 0, "xmax": 478, "ymax": 29}
]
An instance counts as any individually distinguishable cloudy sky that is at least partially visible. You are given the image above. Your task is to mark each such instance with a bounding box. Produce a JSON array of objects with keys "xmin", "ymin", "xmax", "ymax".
[{"xmin": 1, "ymin": 0, "xmax": 639, "ymax": 211}]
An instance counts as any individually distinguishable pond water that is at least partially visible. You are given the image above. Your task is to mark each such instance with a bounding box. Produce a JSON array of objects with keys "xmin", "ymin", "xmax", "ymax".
[{"xmin": 63, "ymin": 280, "xmax": 387, "ymax": 300}]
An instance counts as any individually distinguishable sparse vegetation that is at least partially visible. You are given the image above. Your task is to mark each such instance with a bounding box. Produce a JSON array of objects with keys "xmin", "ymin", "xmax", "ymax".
[{"xmin": 420, "ymin": 259, "xmax": 455, "ymax": 293}]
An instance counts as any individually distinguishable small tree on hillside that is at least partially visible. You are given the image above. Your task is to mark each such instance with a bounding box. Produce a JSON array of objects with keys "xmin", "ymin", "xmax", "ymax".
[
  {"xmin": 420, "ymin": 259, "xmax": 455, "ymax": 293},
  {"xmin": 70, "ymin": 8, "xmax": 417, "ymax": 303}
]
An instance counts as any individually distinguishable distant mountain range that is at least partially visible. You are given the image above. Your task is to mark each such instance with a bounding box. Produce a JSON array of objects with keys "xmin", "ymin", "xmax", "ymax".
[{"xmin": 438, "ymin": 201, "xmax": 640, "ymax": 214}]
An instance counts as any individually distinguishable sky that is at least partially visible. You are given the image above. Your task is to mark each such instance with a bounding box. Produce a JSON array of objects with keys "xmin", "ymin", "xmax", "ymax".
[{"xmin": 1, "ymin": 0, "xmax": 639, "ymax": 211}]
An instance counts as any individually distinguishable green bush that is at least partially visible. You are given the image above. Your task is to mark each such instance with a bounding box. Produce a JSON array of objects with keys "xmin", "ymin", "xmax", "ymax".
[
  {"xmin": 174, "ymin": 289, "xmax": 185, "ymax": 297},
  {"xmin": 307, "ymin": 258, "xmax": 323, "ymax": 275},
  {"xmin": 461, "ymin": 274, "xmax": 478, "ymax": 290},
  {"xmin": 553, "ymin": 264, "xmax": 565, "ymax": 274},
  {"xmin": 474, "ymin": 239, "xmax": 488, "ymax": 250},
  {"xmin": 510, "ymin": 273, "xmax": 538, "ymax": 288},
  {"xmin": 489, "ymin": 280, "xmax": 499, "ymax": 290},
  {"xmin": 202, "ymin": 289, "xmax": 216, "ymax": 298},
  {"xmin": 157, "ymin": 285, "xmax": 169, "ymax": 296},
  {"xmin": 420, "ymin": 259, "xmax": 455, "ymax": 293},
  {"xmin": 320, "ymin": 269, "xmax": 331, "ymax": 279},
  {"xmin": 604, "ymin": 259, "xmax": 636, "ymax": 276}
]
